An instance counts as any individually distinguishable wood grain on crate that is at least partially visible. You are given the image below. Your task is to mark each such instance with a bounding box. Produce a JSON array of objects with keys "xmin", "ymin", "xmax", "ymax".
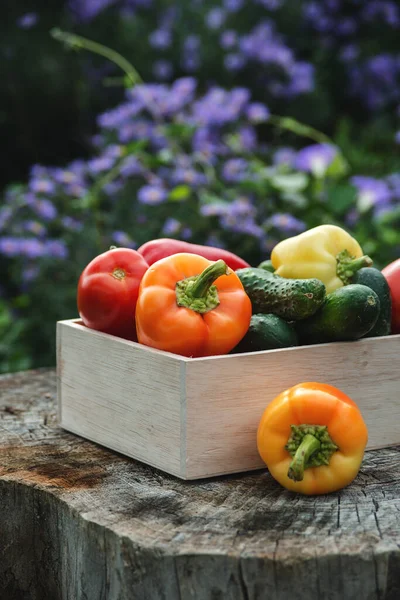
[
  {"xmin": 57, "ymin": 319, "xmax": 184, "ymax": 477},
  {"xmin": 57, "ymin": 319, "xmax": 400, "ymax": 480}
]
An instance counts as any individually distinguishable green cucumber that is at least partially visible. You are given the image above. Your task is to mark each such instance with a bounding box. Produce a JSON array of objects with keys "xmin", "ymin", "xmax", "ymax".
[
  {"xmin": 236, "ymin": 267, "xmax": 326, "ymax": 321},
  {"xmin": 232, "ymin": 314, "xmax": 299, "ymax": 353},
  {"xmin": 350, "ymin": 267, "xmax": 391, "ymax": 337},
  {"xmin": 295, "ymin": 284, "xmax": 380, "ymax": 344},
  {"xmin": 257, "ymin": 259, "xmax": 275, "ymax": 273}
]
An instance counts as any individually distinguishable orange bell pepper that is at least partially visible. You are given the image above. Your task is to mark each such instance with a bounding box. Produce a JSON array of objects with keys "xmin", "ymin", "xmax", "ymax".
[
  {"xmin": 257, "ymin": 382, "xmax": 368, "ymax": 495},
  {"xmin": 135, "ymin": 252, "xmax": 252, "ymax": 357}
]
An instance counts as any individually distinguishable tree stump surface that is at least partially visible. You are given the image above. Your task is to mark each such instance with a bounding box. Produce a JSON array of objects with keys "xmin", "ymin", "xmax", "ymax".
[{"xmin": 1, "ymin": 368, "xmax": 400, "ymax": 600}]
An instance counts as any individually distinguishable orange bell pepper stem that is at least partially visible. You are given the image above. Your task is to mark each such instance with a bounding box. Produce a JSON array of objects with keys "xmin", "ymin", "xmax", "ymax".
[
  {"xmin": 135, "ymin": 252, "xmax": 252, "ymax": 357},
  {"xmin": 257, "ymin": 382, "xmax": 368, "ymax": 495}
]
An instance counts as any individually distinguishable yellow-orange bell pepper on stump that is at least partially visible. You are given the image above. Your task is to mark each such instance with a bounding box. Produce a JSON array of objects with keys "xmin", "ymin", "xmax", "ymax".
[{"xmin": 257, "ymin": 382, "xmax": 368, "ymax": 495}]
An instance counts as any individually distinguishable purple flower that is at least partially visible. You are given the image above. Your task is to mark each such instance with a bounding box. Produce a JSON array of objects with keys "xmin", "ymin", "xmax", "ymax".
[
  {"xmin": 149, "ymin": 29, "xmax": 171, "ymax": 49},
  {"xmin": 192, "ymin": 87, "xmax": 249, "ymax": 126},
  {"xmin": 337, "ymin": 17, "xmax": 357, "ymax": 36},
  {"xmin": 104, "ymin": 144, "xmax": 123, "ymax": 159},
  {"xmin": 246, "ymin": 102, "xmax": 270, "ymax": 123},
  {"xmin": 204, "ymin": 234, "xmax": 226, "ymax": 249},
  {"xmin": 224, "ymin": 53, "xmax": 245, "ymax": 71},
  {"xmin": 273, "ymin": 147, "xmax": 297, "ymax": 167},
  {"xmin": 117, "ymin": 120, "xmax": 152, "ymax": 143},
  {"xmin": 345, "ymin": 208, "xmax": 359, "ymax": 228},
  {"xmin": 68, "ymin": 0, "xmax": 116, "ymax": 22},
  {"xmin": 32, "ymin": 199, "xmax": 57, "ymax": 221},
  {"xmin": 97, "ymin": 103, "xmax": 142, "ymax": 130},
  {"xmin": 61, "ymin": 217, "xmax": 83, "ymax": 231},
  {"xmin": 16, "ymin": 12, "xmax": 39, "ymax": 29},
  {"xmin": 362, "ymin": 1, "xmax": 400, "ymax": 28},
  {"xmin": 220, "ymin": 30, "xmax": 237, "ymax": 49},
  {"xmin": 162, "ymin": 218, "xmax": 181, "ymax": 235},
  {"xmin": 153, "ymin": 60, "xmax": 173, "ymax": 80},
  {"xmin": 181, "ymin": 227, "xmax": 192, "ymax": 240},
  {"xmin": 65, "ymin": 183, "xmax": 88, "ymax": 198},
  {"xmin": 182, "ymin": 55, "xmax": 201, "ymax": 72},
  {"xmin": 266, "ymin": 214, "xmax": 306, "ymax": 234},
  {"xmin": 222, "ymin": 158, "xmax": 249, "ymax": 182},
  {"xmin": 103, "ymin": 180, "xmax": 124, "ymax": 197},
  {"xmin": 0, "ymin": 207, "xmax": 13, "ymax": 231},
  {"xmin": 184, "ymin": 35, "xmax": 200, "ymax": 51},
  {"xmin": 20, "ymin": 239, "xmax": 45, "ymax": 259},
  {"xmin": 206, "ymin": 8, "xmax": 226, "ymax": 30},
  {"xmin": 200, "ymin": 202, "xmax": 230, "ymax": 217},
  {"xmin": 171, "ymin": 167, "xmax": 208, "ymax": 187},
  {"xmin": 138, "ymin": 185, "xmax": 167, "ymax": 205},
  {"xmin": 220, "ymin": 214, "xmax": 264, "ymax": 238},
  {"xmin": 22, "ymin": 265, "xmax": 40, "ymax": 283},
  {"xmin": 349, "ymin": 54, "xmax": 400, "ymax": 110},
  {"xmin": 395, "ymin": 131, "xmax": 400, "ymax": 144},
  {"xmin": 87, "ymin": 155, "xmax": 116, "ymax": 174},
  {"xmin": 167, "ymin": 77, "xmax": 197, "ymax": 113},
  {"xmin": 112, "ymin": 231, "xmax": 137, "ymax": 248},
  {"xmin": 238, "ymin": 125, "xmax": 257, "ymax": 151},
  {"xmin": 53, "ymin": 168, "xmax": 81, "ymax": 185},
  {"xmin": 119, "ymin": 155, "xmax": 143, "ymax": 178},
  {"xmin": 230, "ymin": 197, "xmax": 257, "ymax": 218},
  {"xmin": 294, "ymin": 144, "xmax": 337, "ymax": 177},
  {"xmin": 256, "ymin": 0, "xmax": 283, "ymax": 8},
  {"xmin": 29, "ymin": 178, "xmax": 56, "ymax": 195},
  {"xmin": 192, "ymin": 127, "xmax": 225, "ymax": 157},
  {"xmin": 44, "ymin": 240, "xmax": 68, "ymax": 259},
  {"xmin": 285, "ymin": 62, "xmax": 315, "ymax": 96},
  {"xmin": 23, "ymin": 221, "xmax": 46, "ymax": 236},
  {"xmin": 223, "ymin": 0, "xmax": 244, "ymax": 12},
  {"xmin": 386, "ymin": 173, "xmax": 400, "ymax": 199},
  {"xmin": 339, "ymin": 45, "xmax": 359, "ymax": 63},
  {"xmin": 0, "ymin": 237, "xmax": 22, "ymax": 257},
  {"xmin": 350, "ymin": 176, "xmax": 392, "ymax": 214}
]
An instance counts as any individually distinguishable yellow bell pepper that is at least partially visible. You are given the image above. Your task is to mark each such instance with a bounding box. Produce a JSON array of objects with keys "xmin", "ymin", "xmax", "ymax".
[{"xmin": 270, "ymin": 225, "xmax": 372, "ymax": 294}]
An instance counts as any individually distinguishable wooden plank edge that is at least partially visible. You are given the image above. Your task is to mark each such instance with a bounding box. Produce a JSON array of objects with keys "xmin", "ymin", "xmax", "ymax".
[{"xmin": 57, "ymin": 319, "xmax": 400, "ymax": 363}]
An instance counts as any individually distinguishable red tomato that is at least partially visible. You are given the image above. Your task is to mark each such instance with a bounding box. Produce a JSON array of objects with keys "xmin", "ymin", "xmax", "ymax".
[
  {"xmin": 382, "ymin": 258, "xmax": 400, "ymax": 334},
  {"xmin": 77, "ymin": 247, "xmax": 148, "ymax": 339}
]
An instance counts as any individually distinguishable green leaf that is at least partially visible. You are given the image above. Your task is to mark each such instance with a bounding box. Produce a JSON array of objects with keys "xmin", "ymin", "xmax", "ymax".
[
  {"xmin": 271, "ymin": 172, "xmax": 309, "ymax": 193},
  {"xmin": 199, "ymin": 192, "xmax": 231, "ymax": 204},
  {"xmin": 13, "ymin": 295, "xmax": 31, "ymax": 309},
  {"xmin": 125, "ymin": 140, "xmax": 148, "ymax": 154},
  {"xmin": 165, "ymin": 123, "xmax": 195, "ymax": 139},
  {"xmin": 327, "ymin": 184, "xmax": 356, "ymax": 215},
  {"xmin": 168, "ymin": 185, "xmax": 191, "ymax": 201},
  {"xmin": 325, "ymin": 152, "xmax": 349, "ymax": 179},
  {"xmin": 281, "ymin": 192, "xmax": 309, "ymax": 208}
]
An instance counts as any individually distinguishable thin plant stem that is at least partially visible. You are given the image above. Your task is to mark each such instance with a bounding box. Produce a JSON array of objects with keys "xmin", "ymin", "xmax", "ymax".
[{"xmin": 50, "ymin": 28, "xmax": 143, "ymax": 87}]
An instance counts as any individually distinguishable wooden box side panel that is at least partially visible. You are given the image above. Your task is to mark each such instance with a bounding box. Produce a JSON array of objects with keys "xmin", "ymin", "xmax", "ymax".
[
  {"xmin": 184, "ymin": 335, "xmax": 400, "ymax": 479},
  {"xmin": 57, "ymin": 321, "xmax": 184, "ymax": 477}
]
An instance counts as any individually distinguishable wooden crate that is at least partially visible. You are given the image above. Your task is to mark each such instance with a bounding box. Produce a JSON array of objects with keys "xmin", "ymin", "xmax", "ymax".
[{"xmin": 57, "ymin": 319, "xmax": 400, "ymax": 480}]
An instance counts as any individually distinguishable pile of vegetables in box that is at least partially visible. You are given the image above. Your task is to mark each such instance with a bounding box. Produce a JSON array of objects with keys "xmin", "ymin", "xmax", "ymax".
[
  {"xmin": 77, "ymin": 224, "xmax": 400, "ymax": 358},
  {"xmin": 75, "ymin": 225, "xmax": 400, "ymax": 495}
]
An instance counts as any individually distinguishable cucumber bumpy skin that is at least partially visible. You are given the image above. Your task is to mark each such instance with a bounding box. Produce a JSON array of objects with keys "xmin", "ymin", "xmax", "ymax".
[
  {"xmin": 232, "ymin": 313, "xmax": 299, "ymax": 353},
  {"xmin": 351, "ymin": 267, "xmax": 392, "ymax": 337},
  {"xmin": 295, "ymin": 283, "xmax": 380, "ymax": 344},
  {"xmin": 236, "ymin": 267, "xmax": 326, "ymax": 321}
]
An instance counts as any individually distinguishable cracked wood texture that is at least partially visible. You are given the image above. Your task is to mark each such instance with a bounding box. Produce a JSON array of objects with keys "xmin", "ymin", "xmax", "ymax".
[{"xmin": 1, "ymin": 369, "xmax": 400, "ymax": 600}]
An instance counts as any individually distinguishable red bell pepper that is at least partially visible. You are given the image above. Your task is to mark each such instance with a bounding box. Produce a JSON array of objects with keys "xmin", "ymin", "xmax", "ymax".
[
  {"xmin": 137, "ymin": 238, "xmax": 251, "ymax": 271},
  {"xmin": 382, "ymin": 258, "xmax": 400, "ymax": 334}
]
